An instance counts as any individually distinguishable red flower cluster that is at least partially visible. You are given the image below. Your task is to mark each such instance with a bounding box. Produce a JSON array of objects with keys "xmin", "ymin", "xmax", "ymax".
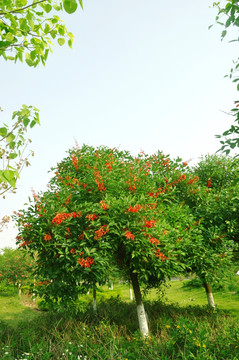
[
  {"xmin": 70, "ymin": 248, "xmax": 77, "ymax": 254},
  {"xmin": 127, "ymin": 204, "xmax": 142, "ymax": 213},
  {"xmin": 94, "ymin": 225, "xmax": 109, "ymax": 239},
  {"xmin": 154, "ymin": 249, "xmax": 168, "ymax": 260},
  {"xmin": 125, "ymin": 231, "xmax": 135, "ymax": 240},
  {"xmin": 149, "ymin": 237, "xmax": 160, "ymax": 246},
  {"xmin": 99, "ymin": 200, "xmax": 110, "ymax": 210},
  {"xmin": 51, "ymin": 212, "xmax": 81, "ymax": 225},
  {"xmin": 187, "ymin": 176, "xmax": 199, "ymax": 185},
  {"xmin": 77, "ymin": 256, "xmax": 95, "ymax": 268},
  {"xmin": 94, "ymin": 170, "xmax": 106, "ymax": 191},
  {"xmin": 126, "ymin": 178, "xmax": 136, "ymax": 192},
  {"xmin": 207, "ymin": 178, "xmax": 212, "ymax": 187},
  {"xmin": 144, "ymin": 220, "xmax": 156, "ymax": 228},
  {"xmin": 78, "ymin": 232, "xmax": 85, "ymax": 240},
  {"xmin": 71, "ymin": 155, "xmax": 78, "ymax": 170},
  {"xmin": 105, "ymin": 162, "xmax": 112, "ymax": 172},
  {"xmin": 37, "ymin": 280, "xmax": 51, "ymax": 286},
  {"xmin": 44, "ymin": 234, "xmax": 52, "ymax": 241},
  {"xmin": 86, "ymin": 213, "xmax": 98, "ymax": 221},
  {"xmin": 19, "ymin": 240, "xmax": 31, "ymax": 247}
]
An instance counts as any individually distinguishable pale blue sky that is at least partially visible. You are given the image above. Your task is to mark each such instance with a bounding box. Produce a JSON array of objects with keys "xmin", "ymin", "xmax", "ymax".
[{"xmin": 1, "ymin": 0, "xmax": 238, "ymax": 248}]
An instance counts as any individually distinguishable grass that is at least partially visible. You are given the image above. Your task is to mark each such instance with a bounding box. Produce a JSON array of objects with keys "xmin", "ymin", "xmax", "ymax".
[
  {"xmin": 0, "ymin": 280, "xmax": 238, "ymax": 359},
  {"xmin": 0, "ymin": 290, "xmax": 39, "ymax": 327}
]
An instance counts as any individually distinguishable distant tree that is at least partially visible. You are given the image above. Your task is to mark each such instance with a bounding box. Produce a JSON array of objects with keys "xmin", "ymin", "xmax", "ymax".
[{"xmin": 0, "ymin": 247, "xmax": 35, "ymax": 293}]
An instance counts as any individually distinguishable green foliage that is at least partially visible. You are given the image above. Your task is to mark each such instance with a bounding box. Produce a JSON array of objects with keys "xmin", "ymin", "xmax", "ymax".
[
  {"xmin": 0, "ymin": 248, "xmax": 35, "ymax": 289},
  {"xmin": 0, "ymin": 105, "xmax": 40, "ymax": 196},
  {"xmin": 180, "ymin": 155, "xmax": 238, "ymax": 284},
  {"xmin": 13, "ymin": 146, "xmax": 237, "ymax": 306},
  {"xmin": 0, "ymin": 0, "xmax": 82, "ymax": 195},
  {"xmin": 211, "ymin": 1, "xmax": 239, "ymax": 155},
  {"xmin": 0, "ymin": 0, "xmax": 83, "ymax": 67}
]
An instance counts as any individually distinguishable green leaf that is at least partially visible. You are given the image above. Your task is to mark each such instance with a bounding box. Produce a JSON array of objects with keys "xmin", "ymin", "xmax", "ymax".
[
  {"xmin": 44, "ymin": 4, "xmax": 52, "ymax": 13},
  {"xmin": 44, "ymin": 23, "xmax": 51, "ymax": 35},
  {"xmin": 5, "ymin": 33, "xmax": 14, "ymax": 42},
  {"xmin": 6, "ymin": 133, "xmax": 15, "ymax": 142},
  {"xmin": 9, "ymin": 153, "xmax": 18, "ymax": 160},
  {"xmin": 9, "ymin": 141, "xmax": 16, "ymax": 150},
  {"xmin": 63, "ymin": 0, "xmax": 78, "ymax": 14},
  {"xmin": 58, "ymin": 26, "xmax": 65, "ymax": 36},
  {"xmin": 57, "ymin": 38, "xmax": 65, "ymax": 46},
  {"xmin": 78, "ymin": 0, "xmax": 84, "ymax": 9},
  {"xmin": 30, "ymin": 120, "xmax": 36, "ymax": 128},
  {"xmin": 3, "ymin": 170, "xmax": 16, "ymax": 188},
  {"xmin": 0, "ymin": 127, "xmax": 7, "ymax": 137},
  {"xmin": 23, "ymin": 118, "xmax": 30, "ymax": 127},
  {"xmin": 221, "ymin": 30, "xmax": 227, "ymax": 38}
]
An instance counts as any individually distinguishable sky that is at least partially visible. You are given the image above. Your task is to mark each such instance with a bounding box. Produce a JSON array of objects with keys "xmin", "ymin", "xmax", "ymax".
[{"xmin": 0, "ymin": 0, "xmax": 238, "ymax": 248}]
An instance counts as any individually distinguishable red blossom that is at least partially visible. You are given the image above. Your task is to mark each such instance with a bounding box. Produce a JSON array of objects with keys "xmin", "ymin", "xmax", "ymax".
[
  {"xmin": 71, "ymin": 155, "xmax": 78, "ymax": 170},
  {"xmin": 144, "ymin": 220, "xmax": 156, "ymax": 228},
  {"xmin": 127, "ymin": 204, "xmax": 142, "ymax": 213},
  {"xmin": 86, "ymin": 213, "xmax": 98, "ymax": 221},
  {"xmin": 187, "ymin": 176, "xmax": 199, "ymax": 185},
  {"xmin": 125, "ymin": 231, "xmax": 135, "ymax": 240},
  {"xmin": 94, "ymin": 170, "xmax": 106, "ymax": 191},
  {"xmin": 149, "ymin": 237, "xmax": 160, "ymax": 246},
  {"xmin": 44, "ymin": 234, "xmax": 52, "ymax": 241},
  {"xmin": 154, "ymin": 249, "xmax": 168, "ymax": 260},
  {"xmin": 77, "ymin": 256, "xmax": 95, "ymax": 268},
  {"xmin": 94, "ymin": 225, "xmax": 109, "ymax": 239},
  {"xmin": 105, "ymin": 162, "xmax": 112, "ymax": 172},
  {"xmin": 99, "ymin": 200, "xmax": 110, "ymax": 210},
  {"xmin": 78, "ymin": 232, "xmax": 85, "ymax": 240},
  {"xmin": 207, "ymin": 179, "xmax": 212, "ymax": 187},
  {"xmin": 51, "ymin": 212, "xmax": 81, "ymax": 225}
]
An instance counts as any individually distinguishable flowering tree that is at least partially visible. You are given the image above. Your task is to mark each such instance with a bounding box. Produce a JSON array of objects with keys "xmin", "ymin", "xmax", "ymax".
[
  {"xmin": 14, "ymin": 146, "xmax": 236, "ymax": 336},
  {"xmin": 13, "ymin": 146, "xmax": 204, "ymax": 336},
  {"xmin": 0, "ymin": 248, "xmax": 35, "ymax": 293}
]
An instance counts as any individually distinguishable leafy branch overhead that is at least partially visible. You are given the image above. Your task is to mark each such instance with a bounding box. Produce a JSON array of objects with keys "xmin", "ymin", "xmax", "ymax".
[
  {"xmin": 0, "ymin": 105, "xmax": 40, "ymax": 196},
  {"xmin": 0, "ymin": 0, "xmax": 83, "ymax": 67},
  {"xmin": 0, "ymin": 1, "xmax": 82, "ymax": 195},
  {"xmin": 211, "ymin": 1, "xmax": 239, "ymax": 155}
]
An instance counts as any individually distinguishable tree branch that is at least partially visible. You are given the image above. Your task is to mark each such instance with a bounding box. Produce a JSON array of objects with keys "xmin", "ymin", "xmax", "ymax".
[{"xmin": 0, "ymin": 0, "xmax": 48, "ymax": 15}]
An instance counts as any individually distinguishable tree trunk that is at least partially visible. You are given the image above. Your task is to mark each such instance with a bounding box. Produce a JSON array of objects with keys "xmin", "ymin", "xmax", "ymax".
[
  {"xmin": 129, "ymin": 269, "xmax": 149, "ymax": 338},
  {"xmin": 18, "ymin": 282, "xmax": 21, "ymax": 296},
  {"xmin": 203, "ymin": 281, "xmax": 215, "ymax": 309},
  {"xmin": 109, "ymin": 281, "xmax": 114, "ymax": 290},
  {"xmin": 129, "ymin": 282, "xmax": 133, "ymax": 300},
  {"xmin": 93, "ymin": 286, "xmax": 97, "ymax": 312}
]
